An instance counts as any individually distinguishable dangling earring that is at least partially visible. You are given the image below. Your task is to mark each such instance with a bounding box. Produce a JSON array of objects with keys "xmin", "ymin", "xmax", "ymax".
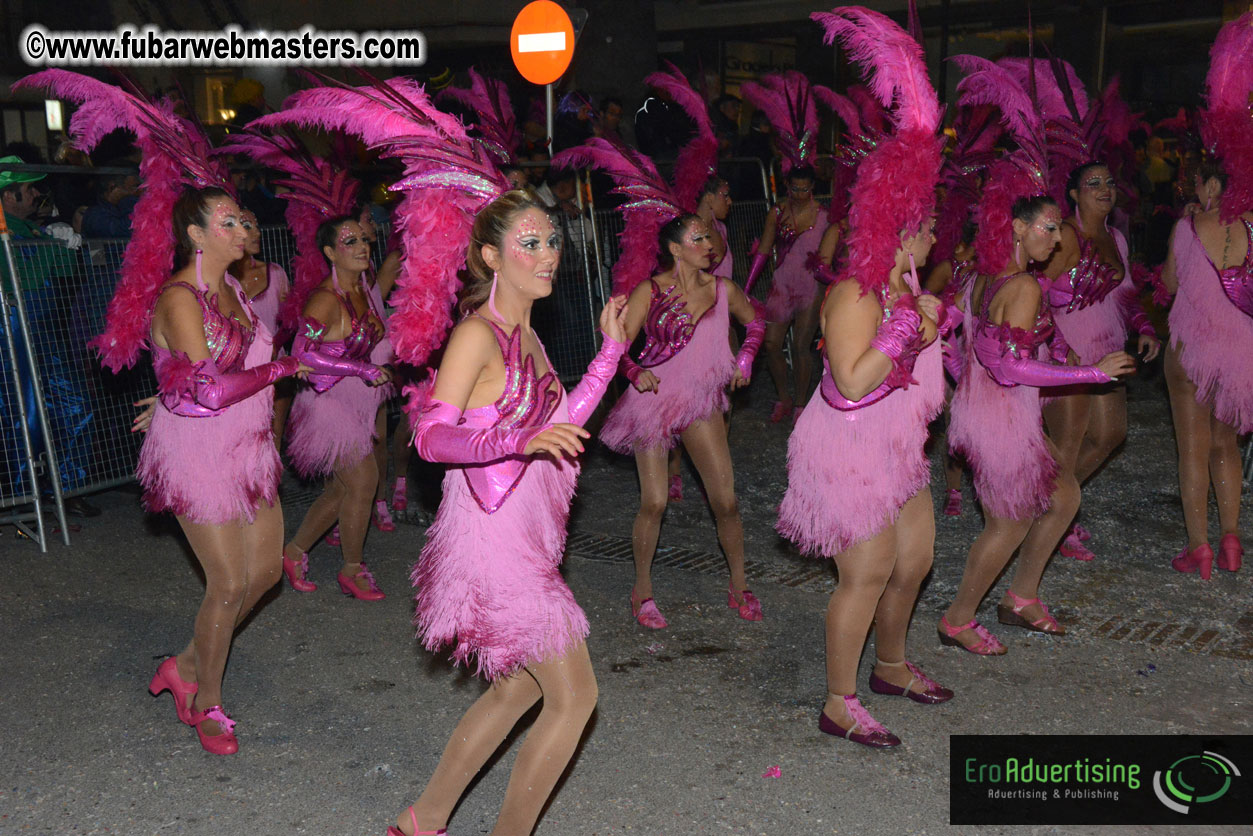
[
  {"xmin": 1014, "ymin": 238, "xmax": 1023, "ymax": 268},
  {"xmin": 906, "ymin": 251, "xmax": 920, "ymax": 292}
]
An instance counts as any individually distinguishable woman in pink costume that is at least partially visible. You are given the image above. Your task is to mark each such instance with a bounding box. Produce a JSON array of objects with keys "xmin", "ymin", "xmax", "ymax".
[
  {"xmin": 1159, "ymin": 12, "xmax": 1253, "ymax": 579},
  {"xmin": 400, "ymin": 192, "xmax": 628, "ymax": 836},
  {"xmin": 15, "ymin": 70, "xmax": 305, "ymax": 756},
  {"xmin": 599, "ymin": 214, "xmax": 765, "ymax": 629},
  {"xmin": 749, "ymin": 166, "xmax": 829, "ymax": 421},
  {"xmin": 281, "ymin": 217, "xmax": 394, "ymax": 600},
  {"xmin": 229, "ymin": 208, "xmax": 294, "ymax": 440},
  {"xmin": 778, "ymin": 7, "xmax": 952, "ymax": 749}
]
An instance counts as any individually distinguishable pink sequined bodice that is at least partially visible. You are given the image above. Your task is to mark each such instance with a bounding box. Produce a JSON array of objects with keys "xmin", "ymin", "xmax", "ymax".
[
  {"xmin": 1211, "ymin": 218, "xmax": 1253, "ymax": 318},
  {"xmin": 637, "ymin": 279, "xmax": 721, "ymax": 368},
  {"xmin": 302, "ymin": 287, "xmax": 384, "ymax": 361},
  {"xmin": 772, "ymin": 203, "xmax": 817, "ymax": 264},
  {"xmin": 1049, "ymin": 233, "xmax": 1123, "ymax": 312},
  {"xmin": 166, "ymin": 280, "xmax": 256, "ymax": 371}
]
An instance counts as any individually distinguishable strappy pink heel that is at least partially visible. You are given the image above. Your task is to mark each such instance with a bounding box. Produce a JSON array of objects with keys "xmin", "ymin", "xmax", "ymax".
[
  {"xmin": 1059, "ymin": 532, "xmax": 1094, "ymax": 561},
  {"xmin": 386, "ymin": 807, "xmax": 446, "ymax": 835},
  {"xmin": 189, "ymin": 704, "xmax": 238, "ymax": 755},
  {"xmin": 338, "ymin": 563, "xmax": 385, "ymax": 601},
  {"xmin": 728, "ymin": 583, "xmax": 763, "ymax": 621},
  {"xmin": 869, "ymin": 660, "xmax": 954, "ymax": 704},
  {"xmin": 282, "ymin": 550, "xmax": 317, "ymax": 592},
  {"xmin": 938, "ymin": 615, "xmax": 1007, "ymax": 655},
  {"xmin": 325, "ymin": 525, "xmax": 341, "ymax": 547},
  {"xmin": 1172, "ymin": 543, "xmax": 1213, "ymax": 580},
  {"xmin": 148, "ymin": 657, "xmax": 198, "ymax": 725},
  {"xmin": 668, "ymin": 474, "xmax": 683, "ymax": 502},
  {"xmin": 996, "ymin": 590, "xmax": 1065, "ymax": 635},
  {"xmin": 391, "ymin": 476, "xmax": 408, "ymax": 512},
  {"xmin": 373, "ymin": 499, "xmax": 397, "ymax": 532},
  {"xmin": 631, "ymin": 592, "xmax": 668, "ymax": 629},
  {"xmin": 943, "ymin": 488, "xmax": 962, "ymax": 516}
]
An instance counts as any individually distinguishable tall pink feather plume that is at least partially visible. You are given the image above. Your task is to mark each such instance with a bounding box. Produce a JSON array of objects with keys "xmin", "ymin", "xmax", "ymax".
[
  {"xmin": 13, "ymin": 70, "xmax": 231, "ymax": 371},
  {"xmin": 741, "ymin": 71, "xmax": 822, "ymax": 173},
  {"xmin": 219, "ymin": 131, "xmax": 361, "ymax": 331},
  {"xmin": 438, "ymin": 68, "xmax": 520, "ymax": 164},
  {"xmin": 952, "ymin": 55, "xmax": 1046, "ymax": 168},
  {"xmin": 813, "ymin": 87, "xmax": 862, "ymax": 137},
  {"xmin": 645, "ymin": 62, "xmax": 717, "ymax": 211},
  {"xmin": 553, "ymin": 137, "xmax": 680, "ymax": 296},
  {"xmin": 257, "ymin": 74, "xmax": 506, "ymax": 368},
  {"xmin": 812, "ymin": 7, "xmax": 943, "ymax": 294},
  {"xmin": 998, "ymin": 57, "xmax": 1089, "ymax": 121},
  {"xmin": 1201, "ymin": 11, "xmax": 1253, "ymax": 221},
  {"xmin": 812, "ymin": 7, "xmax": 940, "ymax": 135},
  {"xmin": 847, "ymin": 85, "xmax": 889, "ymax": 135}
]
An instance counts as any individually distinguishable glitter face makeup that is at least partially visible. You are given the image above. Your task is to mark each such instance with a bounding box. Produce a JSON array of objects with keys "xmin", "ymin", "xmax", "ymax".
[
  {"xmin": 501, "ymin": 208, "xmax": 560, "ymax": 288},
  {"xmin": 240, "ymin": 211, "xmax": 261, "ymax": 256},
  {"xmin": 679, "ymin": 221, "xmax": 714, "ymax": 267},
  {"xmin": 1024, "ymin": 208, "xmax": 1064, "ymax": 262},
  {"xmin": 330, "ymin": 221, "xmax": 370, "ymax": 270},
  {"xmin": 202, "ymin": 198, "xmax": 246, "ymax": 259}
]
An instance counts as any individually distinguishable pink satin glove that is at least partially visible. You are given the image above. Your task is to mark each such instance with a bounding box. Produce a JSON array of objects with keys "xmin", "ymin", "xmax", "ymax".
[
  {"xmin": 619, "ymin": 353, "xmax": 645, "ymax": 386},
  {"xmin": 869, "ymin": 294, "xmax": 925, "ymax": 389},
  {"xmin": 161, "ymin": 355, "xmax": 299, "ymax": 417},
  {"xmin": 1129, "ymin": 310, "xmax": 1157, "ymax": 339},
  {"xmin": 412, "ymin": 398, "xmax": 550, "ymax": 465},
  {"xmin": 742, "ymin": 251, "xmax": 770, "ymax": 296},
  {"xmin": 805, "ymin": 251, "xmax": 839, "ymax": 285},
  {"xmin": 734, "ymin": 299, "xmax": 766, "ymax": 381},
  {"xmin": 1048, "ymin": 327, "xmax": 1072, "ymax": 365},
  {"xmin": 292, "ymin": 329, "xmax": 384, "ymax": 390},
  {"xmin": 933, "ymin": 294, "xmax": 963, "ymax": 338},
  {"xmin": 992, "ymin": 348, "xmax": 1111, "ymax": 388},
  {"xmin": 942, "ymin": 338, "xmax": 964, "ymax": 383},
  {"xmin": 567, "ymin": 335, "xmax": 627, "ymax": 426}
]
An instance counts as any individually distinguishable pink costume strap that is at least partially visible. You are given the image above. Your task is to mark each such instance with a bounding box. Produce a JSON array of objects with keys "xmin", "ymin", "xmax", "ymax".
[
  {"xmin": 636, "ymin": 278, "xmax": 721, "ymax": 368},
  {"xmin": 1194, "ymin": 215, "xmax": 1253, "ymax": 318},
  {"xmin": 1048, "ymin": 223, "xmax": 1125, "ymax": 312}
]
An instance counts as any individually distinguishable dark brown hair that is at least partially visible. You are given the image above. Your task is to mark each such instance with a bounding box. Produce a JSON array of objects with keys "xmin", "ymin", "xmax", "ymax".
[
  {"xmin": 172, "ymin": 186, "xmax": 233, "ymax": 267},
  {"xmin": 459, "ymin": 190, "xmax": 551, "ymax": 314},
  {"xmin": 657, "ymin": 213, "xmax": 700, "ymax": 270}
]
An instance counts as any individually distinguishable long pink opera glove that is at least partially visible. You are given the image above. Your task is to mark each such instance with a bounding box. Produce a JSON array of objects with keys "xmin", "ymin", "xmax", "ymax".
[
  {"xmin": 566, "ymin": 335, "xmax": 627, "ymax": 426},
  {"xmin": 804, "ymin": 251, "xmax": 839, "ymax": 285},
  {"xmin": 868, "ymin": 294, "xmax": 925, "ymax": 389},
  {"xmin": 931, "ymin": 293, "xmax": 962, "ymax": 338},
  {"xmin": 412, "ymin": 399, "xmax": 551, "ymax": 465},
  {"xmin": 160, "ymin": 355, "xmax": 300, "ymax": 417},
  {"xmin": 742, "ymin": 251, "xmax": 770, "ymax": 296},
  {"xmin": 1129, "ymin": 309, "xmax": 1157, "ymax": 339},
  {"xmin": 941, "ymin": 339, "xmax": 964, "ymax": 383},
  {"xmin": 734, "ymin": 299, "xmax": 766, "ymax": 380},
  {"xmin": 1048, "ymin": 326, "xmax": 1072, "ymax": 365},
  {"xmin": 973, "ymin": 333, "xmax": 1110, "ymax": 388},
  {"xmin": 292, "ymin": 332, "xmax": 384, "ymax": 388}
]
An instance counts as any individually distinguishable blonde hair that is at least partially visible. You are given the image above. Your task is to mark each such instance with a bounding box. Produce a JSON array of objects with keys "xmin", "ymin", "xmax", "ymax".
[{"xmin": 459, "ymin": 190, "xmax": 550, "ymax": 314}]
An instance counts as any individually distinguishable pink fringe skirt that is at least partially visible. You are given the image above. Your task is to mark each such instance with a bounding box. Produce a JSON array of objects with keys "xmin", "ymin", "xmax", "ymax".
[
  {"xmin": 765, "ymin": 219, "xmax": 828, "ymax": 322},
  {"xmin": 287, "ymin": 375, "xmax": 386, "ymax": 478},
  {"xmin": 1051, "ymin": 275, "xmax": 1133, "ymax": 366},
  {"xmin": 413, "ymin": 447, "xmax": 585, "ymax": 681},
  {"xmin": 1169, "ymin": 220, "xmax": 1253, "ymax": 433},
  {"xmin": 777, "ymin": 341, "xmax": 944, "ymax": 556}
]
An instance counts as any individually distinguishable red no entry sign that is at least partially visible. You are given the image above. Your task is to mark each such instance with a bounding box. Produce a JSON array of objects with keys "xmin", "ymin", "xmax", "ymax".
[{"xmin": 510, "ymin": 0, "xmax": 575, "ymax": 85}]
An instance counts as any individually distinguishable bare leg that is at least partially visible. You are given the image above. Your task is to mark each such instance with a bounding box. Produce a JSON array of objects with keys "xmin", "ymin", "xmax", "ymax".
[
  {"xmin": 1043, "ymin": 391, "xmax": 1090, "ymax": 478},
  {"xmin": 943, "ymin": 514, "xmax": 1032, "ymax": 631},
  {"xmin": 680, "ymin": 415, "xmax": 747, "ymax": 592},
  {"xmin": 1165, "ymin": 345, "xmax": 1213, "ymax": 548},
  {"xmin": 1075, "ymin": 386, "xmax": 1127, "ymax": 483},
  {"xmin": 822, "ymin": 525, "xmax": 896, "ymax": 724},
  {"xmin": 174, "ymin": 499, "xmax": 284, "ymax": 733},
  {"xmin": 792, "ymin": 293, "xmax": 823, "ymax": 406},
  {"xmin": 333, "ymin": 453, "xmax": 379, "ymax": 587},
  {"xmin": 1007, "ymin": 465, "xmax": 1080, "ymax": 617},
  {"xmin": 667, "ymin": 448, "xmax": 681, "ymax": 479},
  {"xmin": 630, "ymin": 445, "xmax": 670, "ymax": 602},
  {"xmin": 285, "ymin": 477, "xmax": 346, "ymax": 560},
  {"xmin": 763, "ymin": 320, "xmax": 793, "ymax": 408},
  {"xmin": 1210, "ymin": 412, "xmax": 1243, "ymax": 537},
  {"xmin": 373, "ymin": 405, "xmax": 389, "ymax": 503},
  {"xmin": 393, "ymin": 412, "xmax": 413, "ymax": 497},
  {"xmin": 271, "ymin": 378, "xmax": 294, "ymax": 445},
  {"xmin": 871, "ymin": 492, "xmax": 936, "ymax": 689}
]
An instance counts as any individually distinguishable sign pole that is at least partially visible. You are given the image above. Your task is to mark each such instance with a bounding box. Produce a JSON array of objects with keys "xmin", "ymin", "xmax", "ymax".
[{"xmin": 546, "ymin": 83, "xmax": 555, "ymax": 157}]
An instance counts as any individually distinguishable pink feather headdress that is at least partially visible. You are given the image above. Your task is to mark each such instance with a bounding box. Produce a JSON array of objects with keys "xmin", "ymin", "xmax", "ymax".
[
  {"xmin": 1200, "ymin": 10, "xmax": 1253, "ymax": 222},
  {"xmin": 13, "ymin": 71, "xmax": 232, "ymax": 371},
  {"xmin": 741, "ymin": 71, "xmax": 833, "ymax": 174},
  {"xmin": 931, "ymin": 103, "xmax": 1001, "ymax": 264},
  {"xmin": 438, "ymin": 68, "xmax": 521, "ymax": 166},
  {"xmin": 551, "ymin": 62, "xmax": 717, "ymax": 297},
  {"xmin": 812, "ymin": 6, "xmax": 943, "ymax": 294},
  {"xmin": 952, "ymin": 55, "xmax": 1052, "ymax": 275},
  {"xmin": 253, "ymin": 72, "xmax": 507, "ymax": 368},
  {"xmin": 217, "ymin": 130, "xmax": 361, "ymax": 333}
]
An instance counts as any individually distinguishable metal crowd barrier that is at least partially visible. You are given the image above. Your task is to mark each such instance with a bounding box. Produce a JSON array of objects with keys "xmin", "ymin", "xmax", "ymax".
[{"xmin": 0, "ymin": 158, "xmax": 781, "ymax": 550}]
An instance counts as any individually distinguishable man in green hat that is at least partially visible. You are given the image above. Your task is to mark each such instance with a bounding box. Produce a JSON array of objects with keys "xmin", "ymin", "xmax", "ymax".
[{"xmin": 0, "ymin": 155, "xmax": 80, "ymax": 292}]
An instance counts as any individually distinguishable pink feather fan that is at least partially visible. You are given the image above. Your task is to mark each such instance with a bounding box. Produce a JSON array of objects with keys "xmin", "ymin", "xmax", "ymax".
[
  {"xmin": 217, "ymin": 130, "xmax": 360, "ymax": 333},
  {"xmin": 645, "ymin": 62, "xmax": 718, "ymax": 212},
  {"xmin": 1201, "ymin": 10, "xmax": 1253, "ymax": 222},
  {"xmin": 253, "ymin": 73, "xmax": 507, "ymax": 369},
  {"xmin": 13, "ymin": 70, "xmax": 231, "ymax": 371},
  {"xmin": 438, "ymin": 68, "xmax": 521, "ymax": 165},
  {"xmin": 812, "ymin": 6, "xmax": 943, "ymax": 294}
]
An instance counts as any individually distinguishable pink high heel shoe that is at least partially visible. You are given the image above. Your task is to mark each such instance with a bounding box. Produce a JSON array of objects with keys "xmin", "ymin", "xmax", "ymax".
[
  {"xmin": 373, "ymin": 499, "xmax": 397, "ymax": 532},
  {"xmin": 996, "ymin": 590, "xmax": 1065, "ymax": 635},
  {"xmin": 631, "ymin": 592, "xmax": 668, "ymax": 629},
  {"xmin": 938, "ymin": 615, "xmax": 1007, "ymax": 655},
  {"xmin": 1059, "ymin": 532, "xmax": 1094, "ymax": 561},
  {"xmin": 943, "ymin": 488, "xmax": 962, "ymax": 516},
  {"xmin": 1072, "ymin": 523, "xmax": 1092, "ymax": 542},
  {"xmin": 769, "ymin": 401, "xmax": 793, "ymax": 423},
  {"xmin": 391, "ymin": 476, "xmax": 408, "ymax": 513},
  {"xmin": 1217, "ymin": 534, "xmax": 1243, "ymax": 572},
  {"xmin": 818, "ymin": 694, "xmax": 900, "ymax": 748},
  {"xmin": 282, "ymin": 550, "xmax": 317, "ymax": 592},
  {"xmin": 148, "ymin": 657, "xmax": 197, "ymax": 725},
  {"xmin": 325, "ymin": 525, "xmax": 341, "ymax": 547},
  {"xmin": 728, "ymin": 583, "xmax": 763, "ymax": 621},
  {"xmin": 1172, "ymin": 543, "xmax": 1213, "ymax": 580},
  {"xmin": 189, "ymin": 704, "xmax": 238, "ymax": 755},
  {"xmin": 338, "ymin": 563, "xmax": 386, "ymax": 601},
  {"xmin": 386, "ymin": 807, "xmax": 446, "ymax": 836},
  {"xmin": 668, "ymin": 474, "xmax": 683, "ymax": 502}
]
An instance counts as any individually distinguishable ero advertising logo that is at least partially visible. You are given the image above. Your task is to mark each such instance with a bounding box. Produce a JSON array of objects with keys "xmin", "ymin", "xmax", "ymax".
[{"xmin": 1152, "ymin": 750, "xmax": 1241, "ymax": 814}]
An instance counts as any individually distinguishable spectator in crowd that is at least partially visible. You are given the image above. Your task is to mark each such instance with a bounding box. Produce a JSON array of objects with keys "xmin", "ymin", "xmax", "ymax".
[
  {"xmin": 555, "ymin": 91, "xmax": 596, "ymax": 152},
  {"xmin": 712, "ymin": 93, "xmax": 742, "ymax": 157},
  {"xmin": 81, "ymin": 164, "xmax": 139, "ymax": 238},
  {"xmin": 594, "ymin": 95, "xmax": 632, "ymax": 146},
  {"xmin": 229, "ymin": 78, "xmax": 267, "ymax": 128}
]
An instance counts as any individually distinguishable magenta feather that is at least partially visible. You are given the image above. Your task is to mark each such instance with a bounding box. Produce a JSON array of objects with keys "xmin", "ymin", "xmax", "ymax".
[
  {"xmin": 1201, "ymin": 11, "xmax": 1253, "ymax": 221},
  {"xmin": 438, "ymin": 68, "xmax": 521, "ymax": 164},
  {"xmin": 257, "ymin": 73, "xmax": 506, "ymax": 368},
  {"xmin": 812, "ymin": 7, "xmax": 940, "ymax": 135},
  {"xmin": 813, "ymin": 87, "xmax": 862, "ymax": 137},
  {"xmin": 998, "ymin": 57, "xmax": 1088, "ymax": 122},
  {"xmin": 13, "ymin": 70, "xmax": 231, "ymax": 371},
  {"xmin": 646, "ymin": 62, "xmax": 718, "ymax": 212},
  {"xmin": 741, "ymin": 71, "xmax": 823, "ymax": 173}
]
